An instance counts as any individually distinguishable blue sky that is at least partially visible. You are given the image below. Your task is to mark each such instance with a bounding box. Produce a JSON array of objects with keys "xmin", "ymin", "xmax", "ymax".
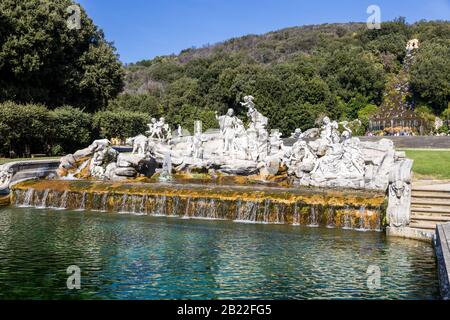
[{"xmin": 77, "ymin": 0, "xmax": 450, "ymax": 63}]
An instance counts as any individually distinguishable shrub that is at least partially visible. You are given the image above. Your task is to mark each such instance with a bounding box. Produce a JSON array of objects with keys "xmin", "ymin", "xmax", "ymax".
[
  {"xmin": 0, "ymin": 101, "xmax": 53, "ymax": 155},
  {"xmin": 50, "ymin": 145, "xmax": 65, "ymax": 157},
  {"xmin": 358, "ymin": 104, "xmax": 379, "ymax": 133},
  {"xmin": 50, "ymin": 106, "xmax": 93, "ymax": 154},
  {"xmin": 93, "ymin": 111, "xmax": 150, "ymax": 140}
]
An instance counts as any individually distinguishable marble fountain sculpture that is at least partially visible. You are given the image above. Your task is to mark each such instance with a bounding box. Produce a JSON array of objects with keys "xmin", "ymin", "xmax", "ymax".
[{"xmin": 7, "ymin": 96, "xmax": 413, "ymax": 232}]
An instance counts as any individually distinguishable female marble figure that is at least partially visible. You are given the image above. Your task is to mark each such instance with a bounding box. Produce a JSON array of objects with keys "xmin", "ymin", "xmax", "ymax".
[{"xmin": 215, "ymin": 109, "xmax": 239, "ymax": 153}]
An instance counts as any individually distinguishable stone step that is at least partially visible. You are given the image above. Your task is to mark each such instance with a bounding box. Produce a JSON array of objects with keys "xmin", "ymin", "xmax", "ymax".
[
  {"xmin": 409, "ymin": 221, "xmax": 439, "ymax": 230},
  {"xmin": 411, "ymin": 204, "xmax": 450, "ymax": 212},
  {"xmin": 411, "ymin": 211, "xmax": 450, "ymax": 219},
  {"xmin": 411, "ymin": 198, "xmax": 450, "ymax": 206},
  {"xmin": 409, "ymin": 227, "xmax": 437, "ymax": 235},
  {"xmin": 411, "ymin": 207, "xmax": 450, "ymax": 214},
  {"xmin": 411, "ymin": 191, "xmax": 450, "ymax": 199},
  {"xmin": 411, "ymin": 215, "xmax": 450, "ymax": 222},
  {"xmin": 412, "ymin": 186, "xmax": 450, "ymax": 193}
]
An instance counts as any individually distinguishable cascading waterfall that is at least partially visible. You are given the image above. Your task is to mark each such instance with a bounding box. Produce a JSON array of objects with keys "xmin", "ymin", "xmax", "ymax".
[
  {"xmin": 119, "ymin": 194, "xmax": 128, "ymax": 213},
  {"xmin": 11, "ymin": 186, "xmax": 384, "ymax": 232},
  {"xmin": 342, "ymin": 205, "xmax": 352, "ymax": 229},
  {"xmin": 21, "ymin": 188, "xmax": 35, "ymax": 207},
  {"xmin": 154, "ymin": 195, "xmax": 167, "ymax": 216},
  {"xmin": 78, "ymin": 192, "xmax": 87, "ymax": 211},
  {"xmin": 308, "ymin": 205, "xmax": 319, "ymax": 227},
  {"xmin": 235, "ymin": 199, "xmax": 242, "ymax": 221},
  {"xmin": 101, "ymin": 193, "xmax": 108, "ymax": 211},
  {"xmin": 139, "ymin": 195, "xmax": 147, "ymax": 215},
  {"xmin": 65, "ymin": 159, "xmax": 90, "ymax": 180},
  {"xmin": 60, "ymin": 191, "xmax": 68, "ymax": 209},
  {"xmin": 170, "ymin": 196, "xmax": 179, "ymax": 217},
  {"xmin": 326, "ymin": 207, "xmax": 335, "ymax": 228},
  {"xmin": 38, "ymin": 189, "xmax": 50, "ymax": 208},
  {"xmin": 263, "ymin": 199, "xmax": 270, "ymax": 224},
  {"xmin": 293, "ymin": 203, "xmax": 299, "ymax": 226},
  {"xmin": 209, "ymin": 199, "xmax": 221, "ymax": 220},
  {"xmin": 356, "ymin": 206, "xmax": 367, "ymax": 231},
  {"xmin": 183, "ymin": 197, "xmax": 191, "ymax": 219},
  {"xmin": 235, "ymin": 200, "xmax": 258, "ymax": 223}
]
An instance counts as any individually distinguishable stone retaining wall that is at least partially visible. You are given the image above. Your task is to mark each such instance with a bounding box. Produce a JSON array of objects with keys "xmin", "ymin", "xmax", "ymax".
[
  {"xmin": 0, "ymin": 160, "xmax": 60, "ymax": 195},
  {"xmin": 435, "ymin": 223, "xmax": 450, "ymax": 299}
]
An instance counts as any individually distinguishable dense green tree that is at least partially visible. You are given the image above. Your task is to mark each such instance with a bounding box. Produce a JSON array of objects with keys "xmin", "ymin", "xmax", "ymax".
[
  {"xmin": 319, "ymin": 46, "xmax": 386, "ymax": 105},
  {"xmin": 50, "ymin": 106, "xmax": 93, "ymax": 153},
  {"xmin": 357, "ymin": 104, "xmax": 379, "ymax": 131},
  {"xmin": 413, "ymin": 20, "xmax": 450, "ymax": 42},
  {"xmin": 0, "ymin": 0, "xmax": 124, "ymax": 111},
  {"xmin": 281, "ymin": 102, "xmax": 324, "ymax": 133},
  {"xmin": 0, "ymin": 102, "xmax": 53, "ymax": 155},
  {"xmin": 93, "ymin": 111, "xmax": 149, "ymax": 140},
  {"xmin": 359, "ymin": 18, "xmax": 411, "ymax": 62},
  {"xmin": 107, "ymin": 93, "xmax": 162, "ymax": 115},
  {"xmin": 410, "ymin": 40, "xmax": 450, "ymax": 114}
]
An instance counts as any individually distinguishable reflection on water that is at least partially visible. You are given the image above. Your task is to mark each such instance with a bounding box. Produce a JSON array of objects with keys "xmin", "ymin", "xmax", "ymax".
[{"xmin": 0, "ymin": 207, "xmax": 440, "ymax": 300}]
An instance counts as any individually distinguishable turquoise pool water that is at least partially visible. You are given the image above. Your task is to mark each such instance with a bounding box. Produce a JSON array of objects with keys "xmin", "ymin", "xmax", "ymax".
[{"xmin": 0, "ymin": 207, "xmax": 440, "ymax": 299}]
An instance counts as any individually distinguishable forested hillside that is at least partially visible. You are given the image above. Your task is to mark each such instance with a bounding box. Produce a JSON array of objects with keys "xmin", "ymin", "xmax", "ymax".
[{"xmin": 117, "ymin": 19, "xmax": 450, "ymax": 135}]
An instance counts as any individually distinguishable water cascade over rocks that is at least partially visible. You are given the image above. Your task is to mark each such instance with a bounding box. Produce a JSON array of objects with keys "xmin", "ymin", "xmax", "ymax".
[{"xmin": 12, "ymin": 180, "xmax": 384, "ymax": 231}]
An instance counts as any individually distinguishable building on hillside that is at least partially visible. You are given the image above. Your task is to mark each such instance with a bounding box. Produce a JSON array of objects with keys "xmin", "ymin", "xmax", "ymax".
[{"xmin": 368, "ymin": 108, "xmax": 426, "ymax": 136}]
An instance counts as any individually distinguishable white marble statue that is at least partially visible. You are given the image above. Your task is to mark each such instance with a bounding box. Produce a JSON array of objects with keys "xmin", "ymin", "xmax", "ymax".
[
  {"xmin": 215, "ymin": 108, "xmax": 239, "ymax": 154},
  {"xmin": 290, "ymin": 128, "xmax": 303, "ymax": 140},
  {"xmin": 146, "ymin": 117, "xmax": 172, "ymax": 141},
  {"xmin": 154, "ymin": 117, "xmax": 165, "ymax": 140},
  {"xmin": 321, "ymin": 116, "xmax": 340, "ymax": 145},
  {"xmin": 126, "ymin": 134, "xmax": 149, "ymax": 156},
  {"xmin": 285, "ymin": 140, "xmax": 317, "ymax": 178},
  {"xmin": 192, "ymin": 133, "xmax": 207, "ymax": 159},
  {"xmin": 269, "ymin": 131, "xmax": 284, "ymax": 156},
  {"xmin": 241, "ymin": 95, "xmax": 268, "ymax": 134},
  {"xmin": 0, "ymin": 165, "xmax": 13, "ymax": 188},
  {"xmin": 387, "ymin": 159, "xmax": 413, "ymax": 227},
  {"xmin": 146, "ymin": 118, "xmax": 157, "ymax": 137},
  {"xmin": 245, "ymin": 126, "xmax": 259, "ymax": 161}
]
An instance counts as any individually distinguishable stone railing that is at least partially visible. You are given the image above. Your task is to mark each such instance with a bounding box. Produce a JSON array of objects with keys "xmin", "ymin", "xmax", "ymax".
[{"xmin": 0, "ymin": 160, "xmax": 60, "ymax": 195}]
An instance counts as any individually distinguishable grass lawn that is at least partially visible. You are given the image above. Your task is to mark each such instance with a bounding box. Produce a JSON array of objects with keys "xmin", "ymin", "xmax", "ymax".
[
  {"xmin": 0, "ymin": 156, "xmax": 60, "ymax": 165},
  {"xmin": 402, "ymin": 149, "xmax": 450, "ymax": 180}
]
